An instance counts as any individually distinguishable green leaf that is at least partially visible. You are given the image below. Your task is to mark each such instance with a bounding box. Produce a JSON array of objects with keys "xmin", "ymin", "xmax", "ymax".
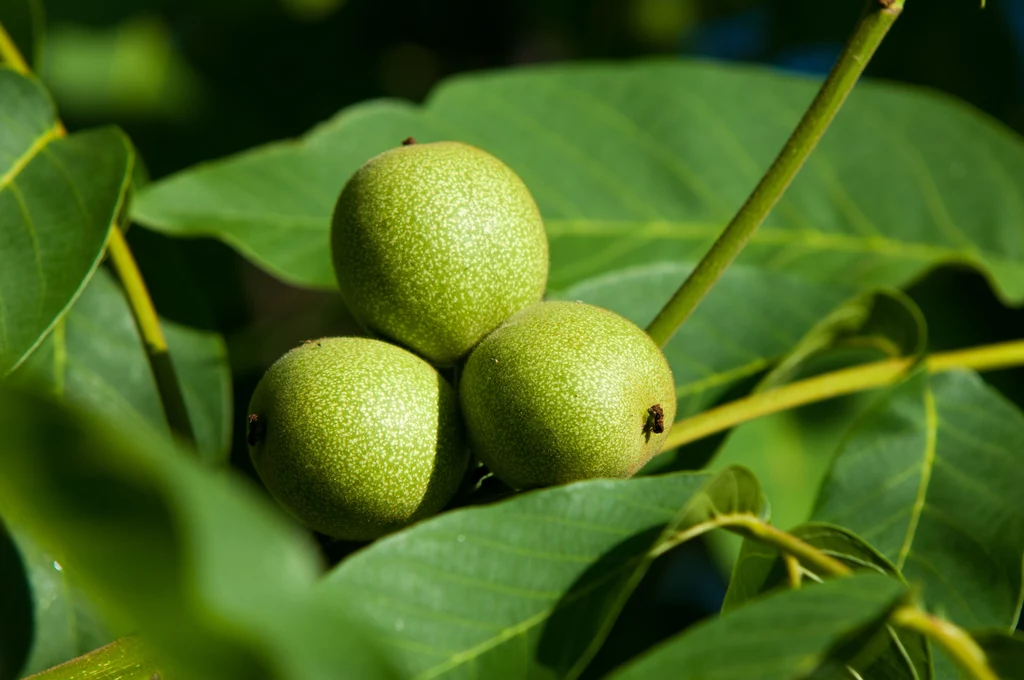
[
  {"xmin": 972, "ymin": 631, "xmax": 1024, "ymax": 680},
  {"xmin": 722, "ymin": 523, "xmax": 930, "ymax": 680},
  {"xmin": 611, "ymin": 573, "xmax": 907, "ymax": 679},
  {"xmin": 10, "ymin": 268, "xmax": 231, "ymax": 463},
  {"xmin": 693, "ymin": 289, "xmax": 927, "ymax": 546},
  {"xmin": 318, "ymin": 466, "xmax": 766, "ymax": 679},
  {"xmin": 0, "ymin": 384, "xmax": 396, "ymax": 680},
  {"xmin": 0, "ymin": 68, "xmax": 133, "ymax": 375},
  {"xmin": 7, "ymin": 528, "xmax": 113, "ymax": 678},
  {"xmin": 756, "ymin": 288, "xmax": 927, "ymax": 394},
  {"xmin": 812, "ymin": 369, "xmax": 1024, "ymax": 630},
  {"xmin": 132, "ymin": 62, "xmax": 1024, "ymax": 300},
  {"xmin": 135, "ymin": 61, "xmax": 1024, "ymax": 419}
]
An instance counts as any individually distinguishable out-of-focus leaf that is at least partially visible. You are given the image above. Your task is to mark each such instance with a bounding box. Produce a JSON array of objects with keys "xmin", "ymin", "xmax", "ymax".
[
  {"xmin": 319, "ymin": 467, "xmax": 766, "ymax": 679},
  {"xmin": 813, "ymin": 370, "xmax": 1024, "ymax": 630},
  {"xmin": 11, "ymin": 269, "xmax": 231, "ymax": 462},
  {"xmin": 722, "ymin": 523, "xmax": 930, "ymax": 680},
  {"xmin": 611, "ymin": 573, "xmax": 907, "ymax": 679},
  {"xmin": 0, "ymin": 385, "xmax": 396, "ymax": 680},
  {"xmin": 0, "ymin": 68, "xmax": 133, "ymax": 375},
  {"xmin": 7, "ymin": 529, "xmax": 112, "ymax": 678}
]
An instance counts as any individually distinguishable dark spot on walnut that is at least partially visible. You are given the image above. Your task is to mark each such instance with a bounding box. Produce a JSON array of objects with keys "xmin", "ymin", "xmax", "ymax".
[
  {"xmin": 646, "ymin": 405, "xmax": 665, "ymax": 434},
  {"xmin": 402, "ymin": 136, "xmax": 416, "ymax": 146},
  {"xmin": 247, "ymin": 413, "xmax": 267, "ymax": 446}
]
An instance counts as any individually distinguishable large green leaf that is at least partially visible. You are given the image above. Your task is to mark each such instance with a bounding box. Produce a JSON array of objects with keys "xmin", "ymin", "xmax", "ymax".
[
  {"xmin": 0, "ymin": 384, "xmax": 396, "ymax": 680},
  {"xmin": 10, "ymin": 268, "xmax": 231, "ymax": 463},
  {"xmin": 813, "ymin": 369, "xmax": 1024, "ymax": 630},
  {"xmin": 318, "ymin": 466, "xmax": 766, "ymax": 680},
  {"xmin": 134, "ymin": 61, "xmax": 1024, "ymax": 418},
  {"xmin": 132, "ymin": 62, "xmax": 1024, "ymax": 301},
  {"xmin": 722, "ymin": 523, "xmax": 929, "ymax": 680},
  {"xmin": 0, "ymin": 68, "xmax": 133, "ymax": 375},
  {"xmin": 611, "ymin": 573, "xmax": 907, "ymax": 679}
]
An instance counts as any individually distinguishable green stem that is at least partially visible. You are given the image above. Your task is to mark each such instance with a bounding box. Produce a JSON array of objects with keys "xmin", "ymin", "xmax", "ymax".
[
  {"xmin": 0, "ymin": 20, "xmax": 194, "ymax": 447},
  {"xmin": 891, "ymin": 607, "xmax": 1000, "ymax": 680},
  {"xmin": 645, "ymin": 0, "xmax": 904, "ymax": 347},
  {"xmin": 728, "ymin": 516, "xmax": 853, "ymax": 577},
  {"xmin": 107, "ymin": 228, "xmax": 196, "ymax": 446},
  {"xmin": 654, "ymin": 513, "xmax": 852, "ymax": 577},
  {"xmin": 662, "ymin": 339, "xmax": 1024, "ymax": 452},
  {"xmin": 24, "ymin": 637, "xmax": 160, "ymax": 680}
]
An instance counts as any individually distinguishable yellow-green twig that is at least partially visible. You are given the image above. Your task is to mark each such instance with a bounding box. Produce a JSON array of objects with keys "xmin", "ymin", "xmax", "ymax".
[
  {"xmin": 891, "ymin": 607, "xmax": 1000, "ymax": 680},
  {"xmin": 646, "ymin": 0, "xmax": 905, "ymax": 347},
  {"xmin": 663, "ymin": 339, "xmax": 1024, "ymax": 452}
]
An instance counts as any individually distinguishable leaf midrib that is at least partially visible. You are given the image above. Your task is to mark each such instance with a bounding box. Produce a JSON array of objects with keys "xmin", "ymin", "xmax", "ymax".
[
  {"xmin": 0, "ymin": 125, "xmax": 61, "ymax": 193},
  {"xmin": 897, "ymin": 385, "xmax": 938, "ymax": 571}
]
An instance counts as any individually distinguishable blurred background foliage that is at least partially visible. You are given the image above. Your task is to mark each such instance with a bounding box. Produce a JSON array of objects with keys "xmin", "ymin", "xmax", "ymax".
[{"xmin": 9, "ymin": 0, "xmax": 1024, "ymax": 671}]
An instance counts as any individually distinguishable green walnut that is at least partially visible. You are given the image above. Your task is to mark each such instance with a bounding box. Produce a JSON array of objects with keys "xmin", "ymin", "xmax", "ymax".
[
  {"xmin": 247, "ymin": 337, "xmax": 468, "ymax": 540},
  {"xmin": 459, "ymin": 301, "xmax": 676, "ymax": 489},
  {"xmin": 331, "ymin": 140, "xmax": 548, "ymax": 367}
]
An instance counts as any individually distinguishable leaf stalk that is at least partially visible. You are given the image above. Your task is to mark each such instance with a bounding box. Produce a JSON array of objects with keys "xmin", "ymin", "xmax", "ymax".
[
  {"xmin": 662, "ymin": 339, "xmax": 1024, "ymax": 452},
  {"xmin": 660, "ymin": 510, "xmax": 1000, "ymax": 680},
  {"xmin": 891, "ymin": 606, "xmax": 1000, "ymax": 680},
  {"xmin": 655, "ymin": 513, "xmax": 852, "ymax": 577},
  {"xmin": 106, "ymin": 228, "xmax": 196, "ymax": 445},
  {"xmin": 645, "ymin": 0, "xmax": 904, "ymax": 346}
]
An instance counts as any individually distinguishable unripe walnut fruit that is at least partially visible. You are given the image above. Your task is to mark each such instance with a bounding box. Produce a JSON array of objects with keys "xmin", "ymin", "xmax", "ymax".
[
  {"xmin": 331, "ymin": 141, "xmax": 548, "ymax": 367},
  {"xmin": 459, "ymin": 301, "xmax": 676, "ymax": 489},
  {"xmin": 247, "ymin": 337, "xmax": 468, "ymax": 540}
]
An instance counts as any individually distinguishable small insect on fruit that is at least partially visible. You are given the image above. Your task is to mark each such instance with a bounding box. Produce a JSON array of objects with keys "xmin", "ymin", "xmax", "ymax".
[{"xmin": 647, "ymin": 404, "xmax": 665, "ymax": 435}]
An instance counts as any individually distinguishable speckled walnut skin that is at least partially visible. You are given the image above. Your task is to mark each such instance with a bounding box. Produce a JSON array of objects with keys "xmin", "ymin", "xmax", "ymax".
[
  {"xmin": 247, "ymin": 337, "xmax": 468, "ymax": 540},
  {"xmin": 331, "ymin": 141, "xmax": 548, "ymax": 367},
  {"xmin": 460, "ymin": 301, "xmax": 676, "ymax": 490}
]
